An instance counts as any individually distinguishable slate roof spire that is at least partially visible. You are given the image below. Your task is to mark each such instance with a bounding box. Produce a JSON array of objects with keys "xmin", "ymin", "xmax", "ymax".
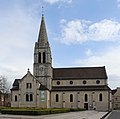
[{"xmin": 38, "ymin": 14, "xmax": 48, "ymax": 46}]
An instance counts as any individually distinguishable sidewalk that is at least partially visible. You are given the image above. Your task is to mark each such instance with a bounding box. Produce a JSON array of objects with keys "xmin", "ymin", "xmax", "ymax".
[{"xmin": 0, "ymin": 111, "xmax": 108, "ymax": 119}]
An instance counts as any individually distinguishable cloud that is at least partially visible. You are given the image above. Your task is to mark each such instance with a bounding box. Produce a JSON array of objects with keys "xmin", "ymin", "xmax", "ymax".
[
  {"xmin": 58, "ymin": 19, "xmax": 120, "ymax": 45},
  {"xmin": 44, "ymin": 0, "xmax": 73, "ymax": 4},
  {"xmin": 0, "ymin": 2, "xmax": 39, "ymax": 82},
  {"xmin": 76, "ymin": 46, "xmax": 120, "ymax": 74},
  {"xmin": 85, "ymin": 49, "xmax": 93, "ymax": 56},
  {"xmin": 60, "ymin": 19, "xmax": 67, "ymax": 24},
  {"xmin": 75, "ymin": 46, "xmax": 120, "ymax": 89},
  {"xmin": 117, "ymin": 0, "xmax": 120, "ymax": 8}
]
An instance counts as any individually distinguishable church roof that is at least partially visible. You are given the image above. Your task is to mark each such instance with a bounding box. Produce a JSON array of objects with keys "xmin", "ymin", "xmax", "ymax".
[
  {"xmin": 53, "ymin": 66, "xmax": 107, "ymax": 80},
  {"xmin": 52, "ymin": 85, "xmax": 111, "ymax": 91}
]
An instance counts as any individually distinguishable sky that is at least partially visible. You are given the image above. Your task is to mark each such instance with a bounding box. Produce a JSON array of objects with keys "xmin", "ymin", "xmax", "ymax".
[{"xmin": 0, "ymin": 0, "xmax": 120, "ymax": 89}]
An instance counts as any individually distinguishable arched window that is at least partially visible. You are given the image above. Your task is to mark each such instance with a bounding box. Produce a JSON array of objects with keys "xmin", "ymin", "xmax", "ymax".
[
  {"xmin": 99, "ymin": 93, "xmax": 102, "ymax": 101},
  {"xmin": 56, "ymin": 94, "xmax": 59, "ymax": 102},
  {"xmin": 30, "ymin": 94, "xmax": 33, "ymax": 101},
  {"xmin": 26, "ymin": 94, "xmax": 33, "ymax": 102},
  {"xmin": 26, "ymin": 94, "xmax": 29, "ymax": 101},
  {"xmin": 43, "ymin": 52, "xmax": 46, "ymax": 63},
  {"xmin": 26, "ymin": 83, "xmax": 32, "ymax": 89},
  {"xmin": 85, "ymin": 94, "xmax": 88, "ymax": 102},
  {"xmin": 70, "ymin": 94, "xmax": 73, "ymax": 102},
  {"xmin": 15, "ymin": 95, "xmax": 17, "ymax": 102},
  {"xmin": 38, "ymin": 52, "xmax": 41, "ymax": 63}
]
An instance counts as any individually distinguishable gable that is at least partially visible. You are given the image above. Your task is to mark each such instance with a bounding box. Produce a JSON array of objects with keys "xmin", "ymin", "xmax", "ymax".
[
  {"xmin": 11, "ymin": 70, "xmax": 36, "ymax": 91},
  {"xmin": 11, "ymin": 70, "xmax": 48, "ymax": 91},
  {"xmin": 21, "ymin": 70, "xmax": 35, "ymax": 81}
]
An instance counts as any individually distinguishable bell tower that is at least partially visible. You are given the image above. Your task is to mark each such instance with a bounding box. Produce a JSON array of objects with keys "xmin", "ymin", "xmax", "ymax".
[{"xmin": 33, "ymin": 15, "xmax": 52, "ymax": 90}]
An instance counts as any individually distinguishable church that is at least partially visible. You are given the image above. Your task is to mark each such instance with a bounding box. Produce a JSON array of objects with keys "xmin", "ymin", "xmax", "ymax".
[{"xmin": 11, "ymin": 15, "xmax": 112, "ymax": 111}]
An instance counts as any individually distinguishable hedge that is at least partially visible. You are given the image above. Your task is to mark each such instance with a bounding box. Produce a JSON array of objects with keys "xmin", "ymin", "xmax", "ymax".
[
  {"xmin": 70, "ymin": 108, "xmax": 85, "ymax": 112},
  {"xmin": 1, "ymin": 108, "xmax": 84, "ymax": 115},
  {"xmin": 50, "ymin": 108, "xmax": 70, "ymax": 114},
  {"xmin": 1, "ymin": 109, "xmax": 50, "ymax": 115}
]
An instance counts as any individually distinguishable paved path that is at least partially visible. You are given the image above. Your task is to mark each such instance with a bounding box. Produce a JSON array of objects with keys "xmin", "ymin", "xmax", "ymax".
[
  {"xmin": 107, "ymin": 110, "xmax": 120, "ymax": 119},
  {"xmin": 0, "ymin": 111, "xmax": 107, "ymax": 119}
]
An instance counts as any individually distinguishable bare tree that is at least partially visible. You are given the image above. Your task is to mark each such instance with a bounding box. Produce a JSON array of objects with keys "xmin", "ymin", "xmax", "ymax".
[
  {"xmin": 0, "ymin": 75, "xmax": 11, "ymax": 106},
  {"xmin": 0, "ymin": 75, "xmax": 10, "ymax": 93}
]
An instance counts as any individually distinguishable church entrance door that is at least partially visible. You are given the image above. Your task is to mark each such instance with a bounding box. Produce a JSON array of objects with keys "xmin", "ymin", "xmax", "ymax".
[{"xmin": 84, "ymin": 103, "xmax": 88, "ymax": 110}]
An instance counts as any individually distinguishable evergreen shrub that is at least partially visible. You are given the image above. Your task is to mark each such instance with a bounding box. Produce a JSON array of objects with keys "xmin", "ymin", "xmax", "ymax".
[{"xmin": 1, "ymin": 108, "xmax": 84, "ymax": 115}]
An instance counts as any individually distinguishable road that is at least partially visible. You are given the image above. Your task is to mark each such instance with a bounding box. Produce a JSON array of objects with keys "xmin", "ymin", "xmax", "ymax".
[{"xmin": 107, "ymin": 110, "xmax": 120, "ymax": 119}]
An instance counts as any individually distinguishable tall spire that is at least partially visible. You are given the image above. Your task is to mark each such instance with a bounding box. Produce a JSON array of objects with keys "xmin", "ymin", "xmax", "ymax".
[
  {"xmin": 38, "ymin": 14, "xmax": 48, "ymax": 46},
  {"xmin": 34, "ymin": 11, "xmax": 52, "ymax": 90}
]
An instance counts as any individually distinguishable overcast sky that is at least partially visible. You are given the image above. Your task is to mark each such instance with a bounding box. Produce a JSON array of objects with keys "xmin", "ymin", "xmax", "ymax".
[{"xmin": 0, "ymin": 0, "xmax": 120, "ymax": 89}]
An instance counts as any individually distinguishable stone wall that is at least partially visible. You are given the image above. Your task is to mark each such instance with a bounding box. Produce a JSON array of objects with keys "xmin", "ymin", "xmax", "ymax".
[
  {"xmin": 52, "ymin": 79, "xmax": 107, "ymax": 86},
  {"xmin": 51, "ymin": 90, "xmax": 110, "ymax": 111}
]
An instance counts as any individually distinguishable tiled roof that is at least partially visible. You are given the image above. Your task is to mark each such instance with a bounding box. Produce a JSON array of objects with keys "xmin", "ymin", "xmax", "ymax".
[
  {"xmin": 53, "ymin": 66, "xmax": 107, "ymax": 80},
  {"xmin": 111, "ymin": 89, "xmax": 117, "ymax": 95},
  {"xmin": 11, "ymin": 79, "xmax": 20, "ymax": 91},
  {"xmin": 13, "ymin": 79, "xmax": 20, "ymax": 86},
  {"xmin": 52, "ymin": 85, "xmax": 111, "ymax": 91},
  {"xmin": 39, "ymin": 84, "xmax": 49, "ymax": 90}
]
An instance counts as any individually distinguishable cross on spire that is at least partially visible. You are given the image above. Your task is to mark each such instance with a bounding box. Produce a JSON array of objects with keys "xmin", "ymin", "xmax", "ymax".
[{"xmin": 42, "ymin": 6, "xmax": 44, "ymax": 16}]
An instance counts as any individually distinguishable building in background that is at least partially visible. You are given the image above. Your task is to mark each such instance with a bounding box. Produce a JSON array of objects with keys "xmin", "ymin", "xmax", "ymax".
[
  {"xmin": 0, "ymin": 92, "xmax": 11, "ymax": 107},
  {"xmin": 112, "ymin": 87, "xmax": 120, "ymax": 110}
]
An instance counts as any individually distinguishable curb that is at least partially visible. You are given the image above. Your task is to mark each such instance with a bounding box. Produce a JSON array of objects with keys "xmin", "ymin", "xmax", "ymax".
[{"xmin": 100, "ymin": 111, "xmax": 112, "ymax": 119}]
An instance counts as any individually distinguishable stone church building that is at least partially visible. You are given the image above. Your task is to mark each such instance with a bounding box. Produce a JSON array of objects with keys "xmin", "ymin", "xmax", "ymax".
[{"xmin": 11, "ymin": 15, "xmax": 112, "ymax": 111}]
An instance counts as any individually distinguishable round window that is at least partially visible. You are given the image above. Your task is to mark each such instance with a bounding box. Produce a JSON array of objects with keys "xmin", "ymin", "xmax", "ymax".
[
  {"xmin": 83, "ymin": 80, "xmax": 86, "ymax": 84},
  {"xmin": 96, "ymin": 80, "xmax": 100, "ymax": 84},
  {"xmin": 70, "ymin": 81, "xmax": 73, "ymax": 84},
  {"xmin": 57, "ymin": 81, "xmax": 60, "ymax": 85}
]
